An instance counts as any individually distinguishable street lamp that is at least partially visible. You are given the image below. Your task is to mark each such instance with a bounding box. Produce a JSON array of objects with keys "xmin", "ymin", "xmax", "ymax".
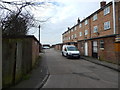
[
  {"xmin": 38, "ymin": 25, "xmax": 40, "ymax": 43},
  {"xmin": 38, "ymin": 25, "xmax": 41, "ymax": 52}
]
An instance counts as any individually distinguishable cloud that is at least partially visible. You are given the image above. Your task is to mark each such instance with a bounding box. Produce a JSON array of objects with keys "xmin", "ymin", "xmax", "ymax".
[{"xmin": 1, "ymin": 0, "xmax": 112, "ymax": 45}]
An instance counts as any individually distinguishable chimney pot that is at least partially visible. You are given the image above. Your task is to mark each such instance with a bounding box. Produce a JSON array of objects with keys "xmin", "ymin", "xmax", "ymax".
[
  {"xmin": 100, "ymin": 1, "xmax": 106, "ymax": 8},
  {"xmin": 68, "ymin": 27, "xmax": 70, "ymax": 30},
  {"xmin": 77, "ymin": 18, "xmax": 80, "ymax": 23}
]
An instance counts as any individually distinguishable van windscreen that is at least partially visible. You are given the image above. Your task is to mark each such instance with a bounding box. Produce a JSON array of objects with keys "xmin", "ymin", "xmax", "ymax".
[{"xmin": 67, "ymin": 47, "xmax": 78, "ymax": 51}]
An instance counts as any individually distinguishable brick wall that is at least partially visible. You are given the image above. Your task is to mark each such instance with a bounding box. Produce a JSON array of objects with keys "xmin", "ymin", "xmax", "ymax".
[
  {"xmin": 32, "ymin": 39, "xmax": 39, "ymax": 67},
  {"xmin": 2, "ymin": 36, "xmax": 40, "ymax": 88}
]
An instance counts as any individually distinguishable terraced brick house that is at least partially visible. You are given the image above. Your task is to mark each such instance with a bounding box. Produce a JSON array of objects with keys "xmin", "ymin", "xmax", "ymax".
[{"xmin": 62, "ymin": 1, "xmax": 120, "ymax": 64}]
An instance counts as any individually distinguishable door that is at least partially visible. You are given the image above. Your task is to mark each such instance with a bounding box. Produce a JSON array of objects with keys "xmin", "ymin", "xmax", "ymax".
[
  {"xmin": 92, "ymin": 41, "xmax": 98, "ymax": 58},
  {"xmin": 84, "ymin": 42, "xmax": 88, "ymax": 56}
]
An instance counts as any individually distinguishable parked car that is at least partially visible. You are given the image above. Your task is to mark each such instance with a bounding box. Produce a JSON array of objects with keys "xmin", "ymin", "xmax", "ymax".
[
  {"xmin": 62, "ymin": 45, "xmax": 80, "ymax": 59},
  {"xmin": 42, "ymin": 46, "xmax": 50, "ymax": 49}
]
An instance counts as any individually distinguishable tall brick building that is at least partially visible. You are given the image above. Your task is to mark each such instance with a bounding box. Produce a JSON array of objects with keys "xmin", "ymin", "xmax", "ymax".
[{"xmin": 62, "ymin": 1, "xmax": 120, "ymax": 64}]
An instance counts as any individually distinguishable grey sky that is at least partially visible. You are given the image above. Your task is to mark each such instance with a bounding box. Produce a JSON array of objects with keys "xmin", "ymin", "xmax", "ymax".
[
  {"xmin": 2, "ymin": 0, "xmax": 112, "ymax": 45},
  {"xmin": 29, "ymin": 0, "xmax": 112, "ymax": 45}
]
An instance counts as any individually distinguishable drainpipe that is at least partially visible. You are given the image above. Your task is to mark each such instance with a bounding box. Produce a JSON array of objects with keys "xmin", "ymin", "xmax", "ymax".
[{"xmin": 112, "ymin": 0, "xmax": 116, "ymax": 34}]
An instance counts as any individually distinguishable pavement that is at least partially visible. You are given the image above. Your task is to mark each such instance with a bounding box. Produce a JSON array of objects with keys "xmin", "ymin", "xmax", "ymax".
[
  {"xmin": 81, "ymin": 56, "xmax": 120, "ymax": 72},
  {"xmin": 8, "ymin": 52, "xmax": 49, "ymax": 90}
]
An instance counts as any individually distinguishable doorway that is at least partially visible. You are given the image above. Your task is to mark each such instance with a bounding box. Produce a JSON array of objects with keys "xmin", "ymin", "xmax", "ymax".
[
  {"xmin": 92, "ymin": 41, "xmax": 98, "ymax": 58},
  {"xmin": 84, "ymin": 42, "xmax": 88, "ymax": 56}
]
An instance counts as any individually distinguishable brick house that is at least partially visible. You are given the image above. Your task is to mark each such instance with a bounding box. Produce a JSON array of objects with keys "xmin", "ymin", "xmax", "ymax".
[{"xmin": 62, "ymin": 1, "xmax": 120, "ymax": 64}]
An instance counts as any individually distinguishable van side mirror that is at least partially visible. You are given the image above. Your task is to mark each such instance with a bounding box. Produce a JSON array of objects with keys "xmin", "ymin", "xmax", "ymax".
[{"xmin": 64, "ymin": 48, "xmax": 67, "ymax": 51}]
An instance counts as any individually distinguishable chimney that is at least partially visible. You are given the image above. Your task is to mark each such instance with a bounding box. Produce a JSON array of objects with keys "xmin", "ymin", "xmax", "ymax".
[
  {"xmin": 68, "ymin": 27, "xmax": 70, "ymax": 30},
  {"xmin": 77, "ymin": 18, "xmax": 80, "ymax": 24},
  {"xmin": 100, "ymin": 1, "xmax": 106, "ymax": 8}
]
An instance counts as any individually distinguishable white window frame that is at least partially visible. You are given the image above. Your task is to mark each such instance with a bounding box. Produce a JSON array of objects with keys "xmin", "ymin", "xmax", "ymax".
[
  {"xmin": 69, "ymin": 37, "xmax": 70, "ymax": 40},
  {"xmin": 71, "ymin": 29, "xmax": 73, "ymax": 32},
  {"xmin": 104, "ymin": 21, "xmax": 110, "ymax": 30},
  {"xmin": 100, "ymin": 40, "xmax": 104, "ymax": 49},
  {"xmin": 93, "ymin": 14, "xmax": 97, "ymax": 21},
  {"xmin": 79, "ymin": 23, "xmax": 82, "ymax": 28},
  {"xmin": 104, "ymin": 6, "xmax": 110, "ymax": 15},
  {"xmin": 71, "ymin": 35, "xmax": 74, "ymax": 39},
  {"xmin": 79, "ymin": 32, "xmax": 82, "ymax": 36},
  {"xmin": 93, "ymin": 26, "xmax": 98, "ymax": 33},
  {"xmin": 74, "ymin": 34, "xmax": 77, "ymax": 38},
  {"xmin": 85, "ymin": 20, "xmax": 88, "ymax": 25},
  {"xmin": 68, "ymin": 30, "xmax": 70, "ymax": 33},
  {"xmin": 75, "ymin": 27, "xmax": 76, "ymax": 30},
  {"xmin": 85, "ymin": 30, "xmax": 88, "ymax": 35}
]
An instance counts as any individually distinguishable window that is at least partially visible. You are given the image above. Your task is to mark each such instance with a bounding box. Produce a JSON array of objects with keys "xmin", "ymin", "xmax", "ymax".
[
  {"xmin": 75, "ymin": 27, "xmax": 76, "ymax": 30},
  {"xmin": 104, "ymin": 21, "xmax": 110, "ymax": 30},
  {"xmin": 74, "ymin": 34, "xmax": 77, "ymax": 38},
  {"xmin": 93, "ymin": 14, "xmax": 97, "ymax": 21},
  {"xmin": 79, "ymin": 23, "xmax": 82, "ymax": 28},
  {"xmin": 93, "ymin": 26, "xmax": 98, "ymax": 33},
  {"xmin": 100, "ymin": 40, "xmax": 104, "ymax": 49},
  {"xmin": 85, "ymin": 30, "xmax": 88, "ymax": 35},
  {"xmin": 69, "ymin": 37, "xmax": 70, "ymax": 40},
  {"xmin": 79, "ymin": 32, "xmax": 82, "ymax": 36},
  {"xmin": 104, "ymin": 6, "xmax": 110, "ymax": 15},
  {"xmin": 71, "ymin": 29, "xmax": 73, "ymax": 32},
  {"xmin": 71, "ymin": 35, "xmax": 74, "ymax": 39},
  {"xmin": 85, "ymin": 20, "xmax": 88, "ymax": 25},
  {"xmin": 68, "ymin": 30, "xmax": 70, "ymax": 33}
]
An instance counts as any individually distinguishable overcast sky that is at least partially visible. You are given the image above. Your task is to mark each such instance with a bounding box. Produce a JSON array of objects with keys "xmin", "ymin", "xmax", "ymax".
[{"xmin": 3, "ymin": 0, "xmax": 112, "ymax": 45}]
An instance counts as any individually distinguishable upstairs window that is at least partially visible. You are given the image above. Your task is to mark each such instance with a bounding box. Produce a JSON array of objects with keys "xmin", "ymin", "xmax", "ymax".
[
  {"xmin": 93, "ymin": 14, "xmax": 97, "ymax": 21},
  {"xmin": 79, "ymin": 23, "xmax": 82, "ymax": 28},
  {"xmin": 75, "ymin": 27, "xmax": 76, "ymax": 30},
  {"xmin": 85, "ymin": 30, "xmax": 88, "ymax": 35},
  {"xmin": 93, "ymin": 26, "xmax": 98, "ymax": 33},
  {"xmin": 74, "ymin": 34, "xmax": 77, "ymax": 38},
  {"xmin": 85, "ymin": 20, "xmax": 88, "ymax": 25},
  {"xmin": 71, "ymin": 29, "xmax": 73, "ymax": 32},
  {"xmin": 69, "ymin": 37, "xmax": 70, "ymax": 40},
  {"xmin": 68, "ymin": 30, "xmax": 70, "ymax": 33},
  {"xmin": 79, "ymin": 32, "xmax": 82, "ymax": 36},
  {"xmin": 71, "ymin": 35, "xmax": 74, "ymax": 39},
  {"xmin": 104, "ymin": 6, "xmax": 110, "ymax": 15},
  {"xmin": 104, "ymin": 21, "xmax": 110, "ymax": 30}
]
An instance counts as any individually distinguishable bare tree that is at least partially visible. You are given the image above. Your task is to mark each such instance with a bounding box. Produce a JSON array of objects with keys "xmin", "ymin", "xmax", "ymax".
[{"xmin": 0, "ymin": 0, "xmax": 48, "ymax": 36}]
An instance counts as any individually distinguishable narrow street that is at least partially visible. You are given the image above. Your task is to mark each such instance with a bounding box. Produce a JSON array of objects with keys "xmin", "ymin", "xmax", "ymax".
[{"xmin": 42, "ymin": 48, "xmax": 118, "ymax": 88}]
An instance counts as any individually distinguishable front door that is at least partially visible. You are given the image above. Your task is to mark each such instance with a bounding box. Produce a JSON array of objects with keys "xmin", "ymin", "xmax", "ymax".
[
  {"xmin": 84, "ymin": 42, "xmax": 88, "ymax": 56},
  {"xmin": 92, "ymin": 41, "xmax": 98, "ymax": 58}
]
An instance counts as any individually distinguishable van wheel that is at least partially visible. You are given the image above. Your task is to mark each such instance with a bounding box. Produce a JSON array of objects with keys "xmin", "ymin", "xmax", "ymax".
[
  {"xmin": 62, "ymin": 52, "xmax": 64, "ymax": 56},
  {"xmin": 66, "ymin": 54, "xmax": 69, "ymax": 59}
]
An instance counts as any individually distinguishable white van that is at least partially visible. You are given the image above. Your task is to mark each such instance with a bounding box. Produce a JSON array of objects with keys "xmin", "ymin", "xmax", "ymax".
[{"xmin": 62, "ymin": 45, "xmax": 80, "ymax": 59}]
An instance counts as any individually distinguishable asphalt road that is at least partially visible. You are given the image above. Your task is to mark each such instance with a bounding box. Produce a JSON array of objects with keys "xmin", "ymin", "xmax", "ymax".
[{"xmin": 42, "ymin": 48, "xmax": 118, "ymax": 88}]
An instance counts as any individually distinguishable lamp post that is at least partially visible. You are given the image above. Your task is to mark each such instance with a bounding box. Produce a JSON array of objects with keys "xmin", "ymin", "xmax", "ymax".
[
  {"xmin": 38, "ymin": 25, "xmax": 40, "ymax": 43},
  {"xmin": 38, "ymin": 25, "xmax": 41, "ymax": 52}
]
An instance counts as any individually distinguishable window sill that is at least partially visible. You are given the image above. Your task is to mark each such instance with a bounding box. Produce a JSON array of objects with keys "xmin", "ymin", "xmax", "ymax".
[
  {"xmin": 100, "ymin": 48, "xmax": 104, "ymax": 50},
  {"xmin": 104, "ymin": 28, "xmax": 111, "ymax": 31}
]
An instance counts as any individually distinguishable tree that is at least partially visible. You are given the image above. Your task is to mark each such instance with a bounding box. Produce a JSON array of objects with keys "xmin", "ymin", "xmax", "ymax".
[
  {"xmin": 0, "ymin": 0, "xmax": 39, "ymax": 36},
  {"xmin": 2, "ymin": 12, "xmax": 35, "ymax": 36}
]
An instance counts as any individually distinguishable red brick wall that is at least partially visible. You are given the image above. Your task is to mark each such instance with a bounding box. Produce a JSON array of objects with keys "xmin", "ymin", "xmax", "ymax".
[
  {"xmin": 115, "ymin": 2, "xmax": 120, "ymax": 34},
  {"xmin": 32, "ymin": 39, "xmax": 39, "ymax": 67},
  {"xmin": 78, "ymin": 37, "xmax": 118, "ymax": 63},
  {"xmin": 98, "ymin": 37, "xmax": 118, "ymax": 63},
  {"xmin": 78, "ymin": 41, "xmax": 85, "ymax": 56}
]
